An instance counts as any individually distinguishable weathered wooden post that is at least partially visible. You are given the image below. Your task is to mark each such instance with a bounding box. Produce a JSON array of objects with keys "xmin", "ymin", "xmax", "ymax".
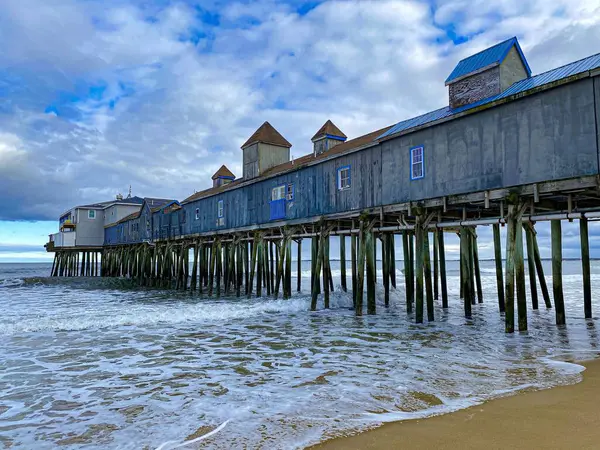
[
  {"xmin": 580, "ymin": 217, "xmax": 592, "ymax": 318},
  {"xmin": 424, "ymin": 231, "xmax": 434, "ymax": 321},
  {"xmin": 264, "ymin": 239, "xmax": 271, "ymax": 296},
  {"xmin": 437, "ymin": 229, "xmax": 448, "ymax": 308},
  {"xmin": 408, "ymin": 232, "xmax": 415, "ymax": 304},
  {"xmin": 390, "ymin": 233, "xmax": 396, "ymax": 289},
  {"xmin": 551, "ymin": 220, "xmax": 565, "ymax": 325},
  {"xmin": 415, "ymin": 217, "xmax": 425, "ymax": 323},
  {"xmin": 322, "ymin": 234, "xmax": 330, "ymax": 307},
  {"xmin": 460, "ymin": 227, "xmax": 473, "ymax": 319},
  {"xmin": 311, "ymin": 231, "xmax": 324, "ymax": 311},
  {"xmin": 191, "ymin": 242, "xmax": 199, "ymax": 291},
  {"xmin": 515, "ymin": 222, "xmax": 527, "ymax": 331},
  {"xmin": 402, "ymin": 231, "xmax": 413, "ymax": 312},
  {"xmin": 80, "ymin": 252, "xmax": 86, "ymax": 277},
  {"xmin": 311, "ymin": 236, "xmax": 319, "ymax": 296},
  {"xmin": 505, "ymin": 206, "xmax": 517, "ymax": 333},
  {"xmin": 256, "ymin": 237, "xmax": 263, "ymax": 298},
  {"xmin": 296, "ymin": 239, "xmax": 302, "ymax": 293},
  {"xmin": 275, "ymin": 237, "xmax": 287, "ymax": 299},
  {"xmin": 355, "ymin": 220, "xmax": 367, "ymax": 316},
  {"xmin": 472, "ymin": 230, "xmax": 483, "ymax": 304},
  {"xmin": 525, "ymin": 223, "xmax": 552, "ymax": 308},
  {"xmin": 351, "ymin": 233, "xmax": 357, "ymax": 308},
  {"xmin": 208, "ymin": 241, "xmax": 216, "ymax": 296},
  {"xmin": 340, "ymin": 235, "xmax": 347, "ymax": 292},
  {"xmin": 285, "ymin": 239, "xmax": 292, "ymax": 298},
  {"xmin": 248, "ymin": 236, "xmax": 258, "ymax": 298},
  {"xmin": 433, "ymin": 230, "xmax": 439, "ymax": 300},
  {"xmin": 382, "ymin": 234, "xmax": 390, "ymax": 307},
  {"xmin": 493, "ymin": 223, "xmax": 505, "ymax": 313},
  {"xmin": 523, "ymin": 224, "xmax": 538, "ymax": 309},
  {"xmin": 270, "ymin": 241, "xmax": 275, "ymax": 293},
  {"xmin": 366, "ymin": 227, "xmax": 376, "ymax": 315}
]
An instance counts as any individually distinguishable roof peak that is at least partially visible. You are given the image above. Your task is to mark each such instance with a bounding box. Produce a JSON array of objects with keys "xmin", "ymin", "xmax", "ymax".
[
  {"xmin": 212, "ymin": 164, "xmax": 235, "ymax": 179},
  {"xmin": 311, "ymin": 120, "xmax": 347, "ymax": 141},
  {"xmin": 241, "ymin": 121, "xmax": 292, "ymax": 149},
  {"xmin": 445, "ymin": 36, "xmax": 531, "ymax": 85}
]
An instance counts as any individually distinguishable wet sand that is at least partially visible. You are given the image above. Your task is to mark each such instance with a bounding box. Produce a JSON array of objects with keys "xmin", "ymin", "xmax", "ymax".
[{"xmin": 311, "ymin": 359, "xmax": 600, "ymax": 450}]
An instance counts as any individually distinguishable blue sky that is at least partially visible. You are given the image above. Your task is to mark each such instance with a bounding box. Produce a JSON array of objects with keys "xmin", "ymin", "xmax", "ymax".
[{"xmin": 1, "ymin": 0, "xmax": 599, "ymax": 262}]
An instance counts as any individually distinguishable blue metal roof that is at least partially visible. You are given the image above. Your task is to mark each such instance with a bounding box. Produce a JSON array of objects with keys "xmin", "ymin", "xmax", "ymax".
[
  {"xmin": 379, "ymin": 52, "xmax": 600, "ymax": 141},
  {"xmin": 445, "ymin": 37, "xmax": 531, "ymax": 84}
]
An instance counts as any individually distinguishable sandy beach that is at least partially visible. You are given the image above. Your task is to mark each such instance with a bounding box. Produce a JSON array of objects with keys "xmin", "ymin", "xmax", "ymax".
[{"xmin": 311, "ymin": 358, "xmax": 600, "ymax": 450}]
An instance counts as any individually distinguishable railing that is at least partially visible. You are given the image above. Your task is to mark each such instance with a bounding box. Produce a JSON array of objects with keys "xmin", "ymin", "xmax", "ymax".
[{"xmin": 50, "ymin": 231, "xmax": 76, "ymax": 248}]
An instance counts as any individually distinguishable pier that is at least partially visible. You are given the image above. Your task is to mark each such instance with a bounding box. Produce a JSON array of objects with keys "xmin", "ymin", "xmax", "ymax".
[{"xmin": 46, "ymin": 37, "xmax": 600, "ymax": 333}]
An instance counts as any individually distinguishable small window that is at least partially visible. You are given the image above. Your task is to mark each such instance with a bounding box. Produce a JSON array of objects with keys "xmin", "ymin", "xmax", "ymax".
[
  {"xmin": 411, "ymin": 146, "xmax": 424, "ymax": 180},
  {"xmin": 195, "ymin": 208, "xmax": 199, "ymax": 220},
  {"xmin": 286, "ymin": 183, "xmax": 294, "ymax": 201},
  {"xmin": 337, "ymin": 166, "xmax": 351, "ymax": 190},
  {"xmin": 271, "ymin": 185, "xmax": 285, "ymax": 201},
  {"xmin": 218, "ymin": 200, "xmax": 224, "ymax": 218},
  {"xmin": 88, "ymin": 210, "xmax": 96, "ymax": 219},
  {"xmin": 146, "ymin": 220, "xmax": 150, "ymax": 230}
]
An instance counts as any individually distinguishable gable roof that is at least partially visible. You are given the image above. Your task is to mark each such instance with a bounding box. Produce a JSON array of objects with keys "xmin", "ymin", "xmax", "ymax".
[
  {"xmin": 380, "ymin": 51, "xmax": 600, "ymax": 141},
  {"xmin": 311, "ymin": 120, "xmax": 347, "ymax": 141},
  {"xmin": 212, "ymin": 165, "xmax": 235, "ymax": 180},
  {"xmin": 445, "ymin": 36, "xmax": 531, "ymax": 85},
  {"xmin": 241, "ymin": 121, "xmax": 292, "ymax": 149}
]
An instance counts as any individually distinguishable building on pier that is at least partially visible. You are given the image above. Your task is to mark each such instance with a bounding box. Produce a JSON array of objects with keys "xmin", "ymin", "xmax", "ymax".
[{"xmin": 48, "ymin": 36, "xmax": 600, "ymax": 247}]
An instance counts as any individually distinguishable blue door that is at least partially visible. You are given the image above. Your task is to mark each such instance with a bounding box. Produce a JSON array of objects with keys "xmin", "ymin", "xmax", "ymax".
[{"xmin": 270, "ymin": 199, "xmax": 286, "ymax": 220}]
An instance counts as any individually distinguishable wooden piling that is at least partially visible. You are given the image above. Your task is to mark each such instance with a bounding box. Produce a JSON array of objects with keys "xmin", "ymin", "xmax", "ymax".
[
  {"xmin": 515, "ymin": 221, "xmax": 527, "ymax": 331},
  {"xmin": 580, "ymin": 217, "xmax": 592, "ymax": 318},
  {"xmin": 355, "ymin": 221, "xmax": 367, "ymax": 316},
  {"xmin": 285, "ymin": 239, "xmax": 292, "ymax": 298},
  {"xmin": 311, "ymin": 236, "xmax": 318, "ymax": 296},
  {"xmin": 460, "ymin": 227, "xmax": 473, "ymax": 319},
  {"xmin": 390, "ymin": 234, "xmax": 396, "ymax": 289},
  {"xmin": 322, "ymin": 234, "xmax": 330, "ymax": 308},
  {"xmin": 524, "ymin": 224, "xmax": 538, "ymax": 309},
  {"xmin": 492, "ymin": 223, "xmax": 505, "ymax": 313},
  {"xmin": 340, "ymin": 236, "xmax": 347, "ymax": 292},
  {"xmin": 415, "ymin": 219, "xmax": 425, "ymax": 323},
  {"xmin": 270, "ymin": 241, "xmax": 275, "ymax": 293},
  {"xmin": 408, "ymin": 232, "xmax": 415, "ymax": 304},
  {"xmin": 402, "ymin": 231, "xmax": 413, "ymax": 313},
  {"xmin": 472, "ymin": 230, "xmax": 483, "ymax": 304},
  {"xmin": 551, "ymin": 220, "xmax": 565, "ymax": 325},
  {"xmin": 382, "ymin": 234, "xmax": 390, "ymax": 308},
  {"xmin": 311, "ymin": 232, "xmax": 324, "ymax": 311},
  {"xmin": 351, "ymin": 233, "xmax": 357, "ymax": 309},
  {"xmin": 366, "ymin": 229, "xmax": 376, "ymax": 315},
  {"xmin": 526, "ymin": 223, "xmax": 552, "ymax": 308},
  {"xmin": 248, "ymin": 237, "xmax": 258, "ymax": 298},
  {"xmin": 424, "ymin": 232, "xmax": 434, "ymax": 321},
  {"xmin": 275, "ymin": 238, "xmax": 286, "ymax": 299},
  {"xmin": 433, "ymin": 230, "xmax": 439, "ymax": 300},
  {"xmin": 296, "ymin": 239, "xmax": 302, "ymax": 293},
  {"xmin": 437, "ymin": 230, "xmax": 448, "ymax": 308},
  {"xmin": 208, "ymin": 241, "xmax": 216, "ymax": 296},
  {"xmin": 256, "ymin": 238, "xmax": 263, "ymax": 298},
  {"xmin": 505, "ymin": 207, "xmax": 517, "ymax": 333}
]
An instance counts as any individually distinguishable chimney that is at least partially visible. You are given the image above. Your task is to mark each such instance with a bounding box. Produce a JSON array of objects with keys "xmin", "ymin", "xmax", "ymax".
[
  {"xmin": 212, "ymin": 165, "xmax": 236, "ymax": 188},
  {"xmin": 446, "ymin": 37, "xmax": 531, "ymax": 110},
  {"xmin": 241, "ymin": 121, "xmax": 291, "ymax": 179},
  {"xmin": 311, "ymin": 120, "xmax": 347, "ymax": 156}
]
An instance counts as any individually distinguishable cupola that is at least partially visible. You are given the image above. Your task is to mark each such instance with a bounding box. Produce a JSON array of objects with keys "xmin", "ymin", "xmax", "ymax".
[
  {"xmin": 311, "ymin": 120, "xmax": 347, "ymax": 156},
  {"xmin": 241, "ymin": 121, "xmax": 291, "ymax": 179},
  {"xmin": 212, "ymin": 165, "xmax": 235, "ymax": 188}
]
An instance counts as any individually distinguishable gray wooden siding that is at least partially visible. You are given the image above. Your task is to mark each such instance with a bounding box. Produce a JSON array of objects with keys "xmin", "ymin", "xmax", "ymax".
[{"xmin": 105, "ymin": 77, "xmax": 600, "ymax": 244}]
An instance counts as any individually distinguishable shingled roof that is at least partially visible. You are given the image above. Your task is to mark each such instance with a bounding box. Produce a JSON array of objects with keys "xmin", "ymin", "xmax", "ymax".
[
  {"xmin": 241, "ymin": 121, "xmax": 292, "ymax": 149},
  {"xmin": 311, "ymin": 120, "xmax": 347, "ymax": 141},
  {"xmin": 212, "ymin": 165, "xmax": 235, "ymax": 180}
]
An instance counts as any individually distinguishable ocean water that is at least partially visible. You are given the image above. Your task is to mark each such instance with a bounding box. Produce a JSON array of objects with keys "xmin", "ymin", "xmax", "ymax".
[{"xmin": 1, "ymin": 260, "xmax": 600, "ymax": 449}]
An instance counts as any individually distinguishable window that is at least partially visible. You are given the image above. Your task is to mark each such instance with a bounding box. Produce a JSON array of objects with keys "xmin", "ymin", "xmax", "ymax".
[
  {"xmin": 195, "ymin": 208, "xmax": 199, "ymax": 220},
  {"xmin": 286, "ymin": 183, "xmax": 294, "ymax": 201},
  {"xmin": 411, "ymin": 146, "xmax": 424, "ymax": 180},
  {"xmin": 271, "ymin": 185, "xmax": 285, "ymax": 201},
  {"xmin": 88, "ymin": 210, "xmax": 96, "ymax": 219},
  {"xmin": 146, "ymin": 220, "xmax": 150, "ymax": 231},
  {"xmin": 218, "ymin": 200, "xmax": 224, "ymax": 218},
  {"xmin": 337, "ymin": 166, "xmax": 351, "ymax": 190}
]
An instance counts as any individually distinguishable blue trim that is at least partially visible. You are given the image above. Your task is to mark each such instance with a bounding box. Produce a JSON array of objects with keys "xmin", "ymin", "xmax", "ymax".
[
  {"xmin": 410, "ymin": 146, "xmax": 425, "ymax": 180},
  {"xmin": 337, "ymin": 165, "xmax": 351, "ymax": 190},
  {"xmin": 217, "ymin": 199, "xmax": 224, "ymax": 218},
  {"xmin": 217, "ymin": 175, "xmax": 235, "ymax": 180},
  {"xmin": 324, "ymin": 134, "xmax": 347, "ymax": 142}
]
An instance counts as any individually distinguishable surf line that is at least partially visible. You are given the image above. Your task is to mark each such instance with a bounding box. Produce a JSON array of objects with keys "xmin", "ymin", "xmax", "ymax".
[{"xmin": 155, "ymin": 419, "xmax": 231, "ymax": 450}]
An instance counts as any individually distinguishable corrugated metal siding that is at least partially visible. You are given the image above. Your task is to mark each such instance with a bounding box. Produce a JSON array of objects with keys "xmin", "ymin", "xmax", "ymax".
[{"xmin": 382, "ymin": 52, "xmax": 600, "ymax": 141}]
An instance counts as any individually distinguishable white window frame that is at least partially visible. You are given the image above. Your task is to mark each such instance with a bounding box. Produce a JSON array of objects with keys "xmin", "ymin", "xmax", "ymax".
[
  {"xmin": 88, "ymin": 210, "xmax": 96, "ymax": 219},
  {"xmin": 271, "ymin": 185, "xmax": 285, "ymax": 201},
  {"xmin": 337, "ymin": 166, "xmax": 351, "ymax": 190},
  {"xmin": 195, "ymin": 208, "xmax": 200, "ymax": 220},
  {"xmin": 286, "ymin": 183, "xmax": 294, "ymax": 201},
  {"xmin": 217, "ymin": 200, "xmax": 224, "ymax": 218},
  {"xmin": 410, "ymin": 146, "xmax": 424, "ymax": 180}
]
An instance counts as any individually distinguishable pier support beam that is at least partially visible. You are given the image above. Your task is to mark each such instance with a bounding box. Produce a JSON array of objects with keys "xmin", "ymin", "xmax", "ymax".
[
  {"xmin": 526, "ymin": 223, "xmax": 552, "ymax": 309},
  {"xmin": 524, "ymin": 224, "xmax": 538, "ymax": 310},
  {"xmin": 340, "ymin": 236, "xmax": 347, "ymax": 292},
  {"xmin": 551, "ymin": 220, "xmax": 565, "ymax": 325},
  {"xmin": 382, "ymin": 234, "xmax": 390, "ymax": 307},
  {"xmin": 424, "ymin": 231, "xmax": 434, "ymax": 321},
  {"xmin": 402, "ymin": 231, "xmax": 413, "ymax": 313},
  {"xmin": 580, "ymin": 217, "xmax": 592, "ymax": 319},
  {"xmin": 505, "ymin": 206, "xmax": 517, "ymax": 333},
  {"xmin": 515, "ymin": 221, "xmax": 527, "ymax": 331},
  {"xmin": 460, "ymin": 227, "xmax": 473, "ymax": 318},
  {"xmin": 415, "ymin": 217, "xmax": 425, "ymax": 323},
  {"xmin": 351, "ymin": 233, "xmax": 357, "ymax": 309},
  {"xmin": 437, "ymin": 230, "xmax": 448, "ymax": 308}
]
